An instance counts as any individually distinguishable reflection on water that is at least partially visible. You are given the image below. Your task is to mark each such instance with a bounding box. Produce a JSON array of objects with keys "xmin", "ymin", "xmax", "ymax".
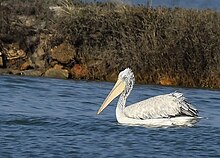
[{"xmin": 0, "ymin": 75, "xmax": 220, "ymax": 157}]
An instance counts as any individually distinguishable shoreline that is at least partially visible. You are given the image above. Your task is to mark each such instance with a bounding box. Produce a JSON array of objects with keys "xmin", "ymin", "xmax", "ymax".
[{"xmin": 1, "ymin": 68, "xmax": 220, "ymax": 92}]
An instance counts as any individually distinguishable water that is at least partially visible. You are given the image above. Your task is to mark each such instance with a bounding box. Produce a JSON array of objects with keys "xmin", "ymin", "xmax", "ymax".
[
  {"xmin": 0, "ymin": 75, "xmax": 220, "ymax": 158},
  {"xmin": 97, "ymin": 0, "xmax": 220, "ymax": 10},
  {"xmin": 136, "ymin": 0, "xmax": 220, "ymax": 10}
]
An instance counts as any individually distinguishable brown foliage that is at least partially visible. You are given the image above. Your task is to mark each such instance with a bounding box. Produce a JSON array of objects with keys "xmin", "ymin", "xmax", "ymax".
[{"xmin": 57, "ymin": 3, "xmax": 220, "ymax": 88}]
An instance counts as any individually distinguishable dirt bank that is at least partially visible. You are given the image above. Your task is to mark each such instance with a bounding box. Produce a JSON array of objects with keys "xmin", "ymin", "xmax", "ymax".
[{"xmin": 0, "ymin": 0, "xmax": 220, "ymax": 88}]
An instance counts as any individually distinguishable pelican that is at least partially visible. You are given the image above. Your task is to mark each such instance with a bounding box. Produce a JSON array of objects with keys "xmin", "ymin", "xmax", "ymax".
[{"xmin": 97, "ymin": 68, "xmax": 199, "ymax": 127}]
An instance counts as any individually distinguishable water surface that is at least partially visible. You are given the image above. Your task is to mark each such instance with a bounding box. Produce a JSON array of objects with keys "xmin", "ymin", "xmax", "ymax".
[
  {"xmin": 120, "ymin": 0, "xmax": 220, "ymax": 10},
  {"xmin": 0, "ymin": 75, "xmax": 220, "ymax": 157}
]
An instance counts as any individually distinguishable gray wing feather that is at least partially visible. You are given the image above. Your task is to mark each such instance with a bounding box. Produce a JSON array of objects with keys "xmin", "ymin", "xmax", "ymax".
[{"xmin": 124, "ymin": 92, "xmax": 198, "ymax": 119}]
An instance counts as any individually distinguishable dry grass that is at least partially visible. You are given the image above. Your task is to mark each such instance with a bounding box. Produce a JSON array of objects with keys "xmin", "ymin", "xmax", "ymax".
[{"xmin": 57, "ymin": 2, "xmax": 220, "ymax": 88}]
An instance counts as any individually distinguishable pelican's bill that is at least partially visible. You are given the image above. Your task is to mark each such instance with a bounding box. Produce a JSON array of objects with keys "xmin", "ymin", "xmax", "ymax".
[{"xmin": 97, "ymin": 79, "xmax": 125, "ymax": 114}]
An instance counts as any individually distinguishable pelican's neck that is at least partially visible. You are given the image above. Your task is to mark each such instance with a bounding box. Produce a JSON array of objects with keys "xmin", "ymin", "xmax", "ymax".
[
  {"xmin": 116, "ymin": 93, "xmax": 127, "ymax": 121},
  {"xmin": 115, "ymin": 75, "xmax": 134, "ymax": 121}
]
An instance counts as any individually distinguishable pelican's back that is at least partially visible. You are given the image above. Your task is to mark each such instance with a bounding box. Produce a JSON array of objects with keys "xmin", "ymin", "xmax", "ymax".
[{"xmin": 123, "ymin": 92, "xmax": 198, "ymax": 120}]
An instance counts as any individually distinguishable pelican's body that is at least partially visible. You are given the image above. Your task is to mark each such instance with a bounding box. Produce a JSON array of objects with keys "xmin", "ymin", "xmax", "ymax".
[{"xmin": 97, "ymin": 68, "xmax": 199, "ymax": 127}]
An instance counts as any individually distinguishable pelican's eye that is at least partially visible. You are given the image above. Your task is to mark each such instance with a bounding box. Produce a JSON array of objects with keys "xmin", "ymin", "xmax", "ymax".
[{"xmin": 122, "ymin": 76, "xmax": 128, "ymax": 82}]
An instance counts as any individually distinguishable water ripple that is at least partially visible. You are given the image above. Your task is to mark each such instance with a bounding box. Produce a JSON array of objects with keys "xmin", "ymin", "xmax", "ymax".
[{"xmin": 0, "ymin": 75, "xmax": 220, "ymax": 157}]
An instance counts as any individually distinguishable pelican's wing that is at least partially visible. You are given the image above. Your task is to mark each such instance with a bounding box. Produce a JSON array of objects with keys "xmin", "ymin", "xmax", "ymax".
[{"xmin": 123, "ymin": 92, "xmax": 198, "ymax": 119}]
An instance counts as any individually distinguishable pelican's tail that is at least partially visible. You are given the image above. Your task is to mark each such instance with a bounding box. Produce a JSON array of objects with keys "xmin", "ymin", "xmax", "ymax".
[{"xmin": 171, "ymin": 92, "xmax": 198, "ymax": 117}]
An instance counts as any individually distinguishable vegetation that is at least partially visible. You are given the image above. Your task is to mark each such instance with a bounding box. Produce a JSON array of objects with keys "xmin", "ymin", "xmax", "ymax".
[{"xmin": 0, "ymin": 0, "xmax": 220, "ymax": 88}]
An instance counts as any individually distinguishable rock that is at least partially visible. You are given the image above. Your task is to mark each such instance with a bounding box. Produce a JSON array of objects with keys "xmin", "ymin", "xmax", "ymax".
[
  {"xmin": 44, "ymin": 68, "xmax": 69, "ymax": 79},
  {"xmin": 50, "ymin": 61, "xmax": 59, "ymax": 67},
  {"xmin": 53, "ymin": 64, "xmax": 63, "ymax": 70},
  {"xmin": 71, "ymin": 64, "xmax": 88, "ymax": 79},
  {"xmin": 50, "ymin": 43, "xmax": 75, "ymax": 64},
  {"xmin": 10, "ymin": 69, "xmax": 22, "ymax": 75},
  {"xmin": 6, "ymin": 49, "xmax": 26, "ymax": 60},
  {"xmin": 20, "ymin": 60, "xmax": 33, "ymax": 70},
  {"xmin": 0, "ymin": 68, "xmax": 10, "ymax": 75},
  {"xmin": 34, "ymin": 59, "xmax": 46, "ymax": 69},
  {"xmin": 0, "ymin": 52, "xmax": 7, "ymax": 68},
  {"xmin": 31, "ymin": 47, "xmax": 46, "ymax": 69},
  {"xmin": 4, "ymin": 43, "xmax": 26, "ymax": 60},
  {"xmin": 36, "ymin": 47, "xmax": 45, "ymax": 60},
  {"xmin": 22, "ymin": 70, "xmax": 43, "ymax": 77},
  {"xmin": 0, "ymin": 52, "xmax": 3, "ymax": 67}
]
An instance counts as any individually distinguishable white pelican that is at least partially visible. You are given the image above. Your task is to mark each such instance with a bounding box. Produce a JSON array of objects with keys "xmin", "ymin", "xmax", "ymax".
[{"xmin": 97, "ymin": 68, "xmax": 199, "ymax": 127}]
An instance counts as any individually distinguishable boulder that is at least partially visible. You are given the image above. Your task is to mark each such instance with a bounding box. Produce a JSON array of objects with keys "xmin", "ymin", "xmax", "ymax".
[
  {"xmin": 20, "ymin": 59, "xmax": 33, "ymax": 70},
  {"xmin": 5, "ymin": 43, "xmax": 26, "ymax": 60},
  {"xmin": 31, "ymin": 47, "xmax": 46, "ymax": 69},
  {"xmin": 36, "ymin": 47, "xmax": 45, "ymax": 60},
  {"xmin": 70, "ymin": 64, "xmax": 88, "ymax": 79},
  {"xmin": 0, "ymin": 52, "xmax": 7, "ymax": 68},
  {"xmin": 34, "ymin": 59, "xmax": 46, "ymax": 69},
  {"xmin": 10, "ymin": 69, "xmax": 22, "ymax": 75},
  {"xmin": 53, "ymin": 64, "xmax": 63, "ymax": 70},
  {"xmin": 22, "ymin": 70, "xmax": 43, "ymax": 77},
  {"xmin": 0, "ymin": 68, "xmax": 10, "ymax": 75},
  {"xmin": 0, "ymin": 52, "xmax": 3, "ymax": 67},
  {"xmin": 44, "ymin": 68, "xmax": 69, "ymax": 79},
  {"xmin": 50, "ymin": 43, "xmax": 75, "ymax": 64},
  {"xmin": 6, "ymin": 49, "xmax": 26, "ymax": 60}
]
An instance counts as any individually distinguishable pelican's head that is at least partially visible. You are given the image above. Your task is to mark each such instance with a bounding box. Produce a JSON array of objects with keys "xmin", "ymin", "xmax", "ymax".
[{"xmin": 97, "ymin": 68, "xmax": 135, "ymax": 114}]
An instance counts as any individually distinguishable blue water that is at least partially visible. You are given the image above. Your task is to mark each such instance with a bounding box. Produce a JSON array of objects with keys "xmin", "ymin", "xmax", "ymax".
[
  {"xmin": 0, "ymin": 75, "xmax": 220, "ymax": 157},
  {"xmin": 97, "ymin": 0, "xmax": 220, "ymax": 10},
  {"xmin": 137, "ymin": 0, "xmax": 220, "ymax": 10}
]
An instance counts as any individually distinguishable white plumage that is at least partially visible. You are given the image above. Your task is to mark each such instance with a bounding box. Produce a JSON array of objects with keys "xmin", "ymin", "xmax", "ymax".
[{"xmin": 97, "ymin": 68, "xmax": 199, "ymax": 127}]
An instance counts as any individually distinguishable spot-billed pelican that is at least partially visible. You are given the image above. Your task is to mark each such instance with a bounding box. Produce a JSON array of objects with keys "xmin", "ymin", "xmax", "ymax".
[{"xmin": 97, "ymin": 68, "xmax": 199, "ymax": 127}]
